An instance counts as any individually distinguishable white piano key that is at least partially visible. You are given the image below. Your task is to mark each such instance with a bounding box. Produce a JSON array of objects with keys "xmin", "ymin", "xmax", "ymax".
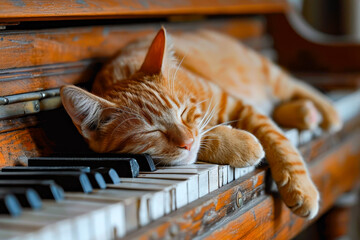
[
  {"xmin": 143, "ymin": 168, "xmax": 209, "ymax": 196},
  {"xmin": 283, "ymin": 128, "xmax": 299, "ymax": 147},
  {"xmin": 66, "ymin": 189, "xmax": 146, "ymax": 232},
  {"xmin": 0, "ymin": 210, "xmax": 70, "ymax": 240},
  {"xmin": 0, "ymin": 230, "xmax": 36, "ymax": 240},
  {"xmin": 160, "ymin": 163, "xmax": 219, "ymax": 193},
  {"xmin": 143, "ymin": 168, "xmax": 209, "ymax": 197},
  {"xmin": 139, "ymin": 173, "xmax": 199, "ymax": 204},
  {"xmin": 313, "ymin": 127, "xmax": 323, "ymax": 138},
  {"xmin": 218, "ymin": 165, "xmax": 228, "ymax": 187},
  {"xmin": 120, "ymin": 178, "xmax": 187, "ymax": 213},
  {"xmin": 248, "ymin": 166, "xmax": 256, "ymax": 173},
  {"xmin": 239, "ymin": 167, "xmax": 249, "ymax": 177},
  {"xmin": 42, "ymin": 200, "xmax": 114, "ymax": 240},
  {"xmin": 227, "ymin": 166, "xmax": 234, "ymax": 183},
  {"xmin": 107, "ymin": 203, "xmax": 126, "ymax": 239},
  {"xmin": 107, "ymin": 182, "xmax": 167, "ymax": 219},
  {"xmin": 61, "ymin": 196, "xmax": 126, "ymax": 237},
  {"xmin": 298, "ymin": 130, "xmax": 313, "ymax": 145},
  {"xmin": 234, "ymin": 167, "xmax": 241, "ymax": 179}
]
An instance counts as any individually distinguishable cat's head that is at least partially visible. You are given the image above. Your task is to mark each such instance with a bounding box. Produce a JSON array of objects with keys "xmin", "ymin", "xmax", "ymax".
[{"xmin": 61, "ymin": 28, "xmax": 203, "ymax": 165}]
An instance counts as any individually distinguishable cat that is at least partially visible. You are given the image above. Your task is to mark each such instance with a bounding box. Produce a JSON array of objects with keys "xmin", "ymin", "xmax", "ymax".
[{"xmin": 60, "ymin": 27, "xmax": 341, "ymax": 219}]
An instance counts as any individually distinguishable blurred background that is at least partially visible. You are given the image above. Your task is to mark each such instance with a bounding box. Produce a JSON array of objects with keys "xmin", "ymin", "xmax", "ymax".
[{"xmin": 291, "ymin": 0, "xmax": 360, "ymax": 39}]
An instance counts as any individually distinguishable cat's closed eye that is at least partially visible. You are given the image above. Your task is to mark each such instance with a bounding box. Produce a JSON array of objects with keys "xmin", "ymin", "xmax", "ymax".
[{"xmin": 142, "ymin": 130, "xmax": 163, "ymax": 135}]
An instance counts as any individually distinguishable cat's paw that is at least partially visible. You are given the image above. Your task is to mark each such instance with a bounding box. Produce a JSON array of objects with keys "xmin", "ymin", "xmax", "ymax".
[
  {"xmin": 300, "ymin": 100, "xmax": 322, "ymax": 130},
  {"xmin": 277, "ymin": 171, "xmax": 320, "ymax": 219},
  {"xmin": 227, "ymin": 128, "xmax": 265, "ymax": 168},
  {"xmin": 273, "ymin": 99, "xmax": 322, "ymax": 130},
  {"xmin": 198, "ymin": 126, "xmax": 265, "ymax": 167}
]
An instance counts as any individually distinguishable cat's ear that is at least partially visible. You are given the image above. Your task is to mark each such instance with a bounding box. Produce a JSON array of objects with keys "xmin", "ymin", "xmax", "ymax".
[
  {"xmin": 60, "ymin": 85, "xmax": 116, "ymax": 140},
  {"xmin": 139, "ymin": 27, "xmax": 167, "ymax": 75}
]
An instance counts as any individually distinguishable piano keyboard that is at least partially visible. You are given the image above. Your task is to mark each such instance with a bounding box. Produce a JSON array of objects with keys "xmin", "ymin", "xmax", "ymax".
[{"xmin": 0, "ymin": 90, "xmax": 357, "ymax": 240}]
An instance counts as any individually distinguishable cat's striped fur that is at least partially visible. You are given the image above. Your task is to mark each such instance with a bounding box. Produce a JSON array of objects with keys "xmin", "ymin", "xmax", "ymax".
[{"xmin": 61, "ymin": 28, "xmax": 341, "ymax": 219}]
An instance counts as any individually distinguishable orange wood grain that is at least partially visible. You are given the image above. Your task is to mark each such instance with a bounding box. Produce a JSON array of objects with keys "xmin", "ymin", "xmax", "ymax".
[
  {"xmin": 0, "ymin": 18, "xmax": 266, "ymax": 96},
  {"xmin": 0, "ymin": 0, "xmax": 288, "ymax": 22}
]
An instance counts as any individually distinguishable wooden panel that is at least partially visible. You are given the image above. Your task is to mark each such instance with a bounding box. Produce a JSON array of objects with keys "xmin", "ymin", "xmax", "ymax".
[
  {"xmin": 0, "ymin": 0, "xmax": 288, "ymax": 22},
  {"xmin": 124, "ymin": 131, "xmax": 360, "ymax": 239},
  {"xmin": 0, "ymin": 18, "xmax": 266, "ymax": 96},
  {"xmin": 267, "ymin": 11, "xmax": 360, "ymax": 72},
  {"xmin": 294, "ymin": 72, "xmax": 360, "ymax": 91}
]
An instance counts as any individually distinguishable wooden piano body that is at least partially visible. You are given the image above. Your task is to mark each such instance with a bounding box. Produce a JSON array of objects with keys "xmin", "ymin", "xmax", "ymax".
[{"xmin": 0, "ymin": 1, "xmax": 359, "ymax": 239}]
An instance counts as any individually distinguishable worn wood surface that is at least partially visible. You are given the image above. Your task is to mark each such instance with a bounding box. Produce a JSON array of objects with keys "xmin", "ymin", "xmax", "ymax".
[
  {"xmin": 0, "ymin": 0, "xmax": 288, "ymax": 22},
  {"xmin": 0, "ymin": 18, "xmax": 266, "ymax": 96},
  {"xmin": 124, "ymin": 130, "xmax": 360, "ymax": 240}
]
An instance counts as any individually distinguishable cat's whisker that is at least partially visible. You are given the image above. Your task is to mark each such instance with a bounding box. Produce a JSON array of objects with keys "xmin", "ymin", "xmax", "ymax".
[
  {"xmin": 199, "ymin": 103, "xmax": 218, "ymax": 131},
  {"xmin": 198, "ymin": 98, "xmax": 214, "ymax": 129},
  {"xmin": 200, "ymin": 120, "xmax": 239, "ymax": 136},
  {"xmin": 196, "ymin": 98, "xmax": 210, "ymax": 107},
  {"xmin": 172, "ymin": 56, "xmax": 185, "ymax": 83}
]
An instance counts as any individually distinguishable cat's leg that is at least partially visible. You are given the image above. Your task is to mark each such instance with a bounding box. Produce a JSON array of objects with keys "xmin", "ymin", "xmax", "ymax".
[
  {"xmin": 271, "ymin": 73, "xmax": 341, "ymax": 132},
  {"xmin": 261, "ymin": 57, "xmax": 341, "ymax": 132},
  {"xmin": 197, "ymin": 125, "xmax": 264, "ymax": 167},
  {"xmin": 289, "ymin": 80, "xmax": 342, "ymax": 132},
  {"xmin": 272, "ymin": 99, "xmax": 322, "ymax": 130},
  {"xmin": 235, "ymin": 102, "xmax": 319, "ymax": 219}
]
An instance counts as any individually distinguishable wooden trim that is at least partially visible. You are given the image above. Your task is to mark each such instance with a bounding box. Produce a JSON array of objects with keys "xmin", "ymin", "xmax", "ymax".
[
  {"xmin": 124, "ymin": 131, "xmax": 360, "ymax": 239},
  {"xmin": 0, "ymin": 18, "xmax": 267, "ymax": 96},
  {"xmin": 0, "ymin": 0, "xmax": 288, "ymax": 22}
]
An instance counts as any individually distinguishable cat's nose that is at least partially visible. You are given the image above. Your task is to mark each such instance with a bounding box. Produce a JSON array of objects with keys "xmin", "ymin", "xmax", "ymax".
[{"xmin": 178, "ymin": 138, "xmax": 194, "ymax": 151}]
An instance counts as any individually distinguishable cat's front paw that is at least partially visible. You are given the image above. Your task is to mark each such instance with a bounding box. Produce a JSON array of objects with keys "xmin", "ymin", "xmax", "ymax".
[
  {"xmin": 198, "ymin": 126, "xmax": 265, "ymax": 167},
  {"xmin": 227, "ymin": 128, "xmax": 265, "ymax": 168},
  {"xmin": 277, "ymin": 172, "xmax": 320, "ymax": 219}
]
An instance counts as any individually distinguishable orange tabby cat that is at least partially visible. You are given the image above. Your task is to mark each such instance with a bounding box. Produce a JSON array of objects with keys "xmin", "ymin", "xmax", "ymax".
[{"xmin": 61, "ymin": 28, "xmax": 341, "ymax": 219}]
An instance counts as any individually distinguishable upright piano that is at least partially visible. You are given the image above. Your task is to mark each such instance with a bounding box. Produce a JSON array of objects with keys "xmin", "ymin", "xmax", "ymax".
[{"xmin": 0, "ymin": 1, "xmax": 359, "ymax": 239}]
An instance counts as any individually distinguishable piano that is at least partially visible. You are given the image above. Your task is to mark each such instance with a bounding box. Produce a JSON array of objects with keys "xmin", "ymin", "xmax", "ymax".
[{"xmin": 0, "ymin": 1, "xmax": 359, "ymax": 239}]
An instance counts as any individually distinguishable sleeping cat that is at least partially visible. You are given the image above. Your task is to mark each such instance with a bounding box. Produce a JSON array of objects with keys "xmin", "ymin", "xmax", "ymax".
[{"xmin": 60, "ymin": 28, "xmax": 341, "ymax": 219}]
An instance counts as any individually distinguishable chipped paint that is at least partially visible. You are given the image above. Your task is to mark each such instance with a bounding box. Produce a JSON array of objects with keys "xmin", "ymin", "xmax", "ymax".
[
  {"xmin": 102, "ymin": 27, "xmax": 110, "ymax": 36},
  {"xmin": 9, "ymin": 39, "xmax": 33, "ymax": 45},
  {"xmin": 251, "ymin": 208, "xmax": 257, "ymax": 220},
  {"xmin": 252, "ymin": 175, "xmax": 259, "ymax": 188},
  {"xmin": 76, "ymin": 0, "xmax": 88, "ymax": 6},
  {"xmin": 10, "ymin": 0, "xmax": 25, "ymax": 7}
]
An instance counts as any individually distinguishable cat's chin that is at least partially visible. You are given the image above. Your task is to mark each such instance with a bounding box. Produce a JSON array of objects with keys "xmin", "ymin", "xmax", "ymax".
[{"xmin": 170, "ymin": 139, "xmax": 200, "ymax": 166}]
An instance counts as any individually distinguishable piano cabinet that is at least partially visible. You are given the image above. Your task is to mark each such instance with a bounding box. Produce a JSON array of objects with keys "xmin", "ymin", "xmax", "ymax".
[{"xmin": 0, "ymin": 1, "xmax": 359, "ymax": 239}]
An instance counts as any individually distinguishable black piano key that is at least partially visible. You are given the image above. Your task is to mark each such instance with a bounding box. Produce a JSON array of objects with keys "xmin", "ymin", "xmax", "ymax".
[
  {"xmin": 52, "ymin": 152, "xmax": 156, "ymax": 172},
  {"xmin": 86, "ymin": 172, "xmax": 106, "ymax": 189},
  {"xmin": 0, "ymin": 192, "xmax": 22, "ymax": 216},
  {"xmin": 0, "ymin": 180, "xmax": 64, "ymax": 201},
  {"xmin": 0, "ymin": 188, "xmax": 42, "ymax": 210},
  {"xmin": 1, "ymin": 166, "xmax": 91, "ymax": 173},
  {"xmin": 95, "ymin": 167, "xmax": 120, "ymax": 184},
  {"xmin": 0, "ymin": 172, "xmax": 93, "ymax": 193},
  {"xmin": 28, "ymin": 157, "xmax": 139, "ymax": 178}
]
